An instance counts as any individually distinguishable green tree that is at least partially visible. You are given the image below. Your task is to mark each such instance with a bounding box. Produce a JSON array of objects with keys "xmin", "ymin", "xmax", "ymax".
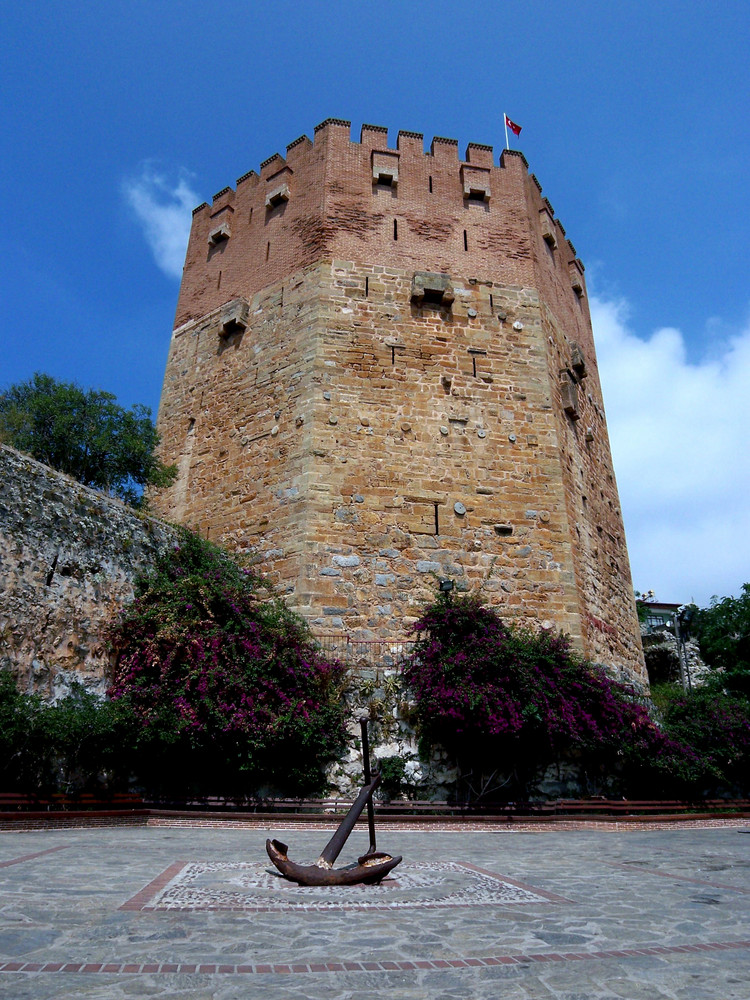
[
  {"xmin": 107, "ymin": 529, "xmax": 349, "ymax": 798},
  {"xmin": 0, "ymin": 372, "xmax": 176, "ymax": 505},
  {"xmin": 652, "ymin": 683, "xmax": 750, "ymax": 794},
  {"xmin": 692, "ymin": 584, "xmax": 750, "ymax": 697}
]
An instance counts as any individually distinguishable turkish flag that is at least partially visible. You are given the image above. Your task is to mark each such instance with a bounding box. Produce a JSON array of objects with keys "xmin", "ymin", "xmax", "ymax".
[{"xmin": 505, "ymin": 115, "xmax": 522, "ymax": 137}]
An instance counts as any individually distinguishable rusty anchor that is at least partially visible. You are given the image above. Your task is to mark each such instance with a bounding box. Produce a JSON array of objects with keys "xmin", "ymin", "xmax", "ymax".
[{"xmin": 266, "ymin": 716, "xmax": 402, "ymax": 886}]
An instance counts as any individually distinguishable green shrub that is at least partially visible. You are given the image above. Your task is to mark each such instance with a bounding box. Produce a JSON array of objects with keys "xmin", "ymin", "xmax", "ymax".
[
  {"xmin": 0, "ymin": 671, "xmax": 46, "ymax": 791},
  {"xmin": 376, "ymin": 754, "xmax": 408, "ymax": 801},
  {"xmin": 693, "ymin": 584, "xmax": 750, "ymax": 697},
  {"xmin": 0, "ymin": 673, "xmax": 137, "ymax": 795},
  {"xmin": 39, "ymin": 686, "xmax": 139, "ymax": 795},
  {"xmin": 652, "ymin": 683, "xmax": 750, "ymax": 794}
]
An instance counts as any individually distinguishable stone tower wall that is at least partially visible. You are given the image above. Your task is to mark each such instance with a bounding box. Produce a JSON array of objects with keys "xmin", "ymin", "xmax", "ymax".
[{"xmin": 155, "ymin": 120, "xmax": 645, "ymax": 684}]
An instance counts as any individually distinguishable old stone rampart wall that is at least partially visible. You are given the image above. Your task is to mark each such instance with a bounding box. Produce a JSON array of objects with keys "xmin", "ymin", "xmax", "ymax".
[{"xmin": 0, "ymin": 445, "xmax": 174, "ymax": 699}]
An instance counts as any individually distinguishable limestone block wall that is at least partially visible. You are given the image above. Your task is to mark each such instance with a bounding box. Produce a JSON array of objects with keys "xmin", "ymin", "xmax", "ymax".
[
  {"xmin": 155, "ymin": 258, "xmax": 645, "ymax": 683},
  {"xmin": 0, "ymin": 446, "xmax": 173, "ymax": 698}
]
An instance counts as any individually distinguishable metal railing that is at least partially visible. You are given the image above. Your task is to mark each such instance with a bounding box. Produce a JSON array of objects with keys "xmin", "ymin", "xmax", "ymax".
[{"xmin": 313, "ymin": 634, "xmax": 415, "ymax": 668}]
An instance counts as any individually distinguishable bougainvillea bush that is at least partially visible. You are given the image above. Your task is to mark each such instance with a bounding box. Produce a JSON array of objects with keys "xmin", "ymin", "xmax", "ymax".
[
  {"xmin": 401, "ymin": 593, "xmax": 704, "ymax": 800},
  {"xmin": 108, "ymin": 530, "xmax": 348, "ymax": 797}
]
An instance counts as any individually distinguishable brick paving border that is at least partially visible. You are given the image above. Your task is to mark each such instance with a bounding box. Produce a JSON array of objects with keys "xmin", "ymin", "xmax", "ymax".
[
  {"xmin": 118, "ymin": 860, "xmax": 188, "ymax": 911},
  {"xmin": 147, "ymin": 816, "xmax": 750, "ymax": 833},
  {"xmin": 1, "ymin": 814, "xmax": 748, "ymax": 833},
  {"xmin": 0, "ymin": 845, "xmax": 70, "ymax": 868},
  {"xmin": 1, "ymin": 940, "xmax": 749, "ymax": 976},
  {"xmin": 603, "ymin": 859, "xmax": 750, "ymax": 895},
  {"xmin": 459, "ymin": 862, "xmax": 573, "ymax": 903}
]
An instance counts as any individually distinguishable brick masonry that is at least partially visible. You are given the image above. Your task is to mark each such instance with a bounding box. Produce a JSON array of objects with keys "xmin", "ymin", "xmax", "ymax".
[{"xmin": 153, "ymin": 121, "xmax": 645, "ymax": 684}]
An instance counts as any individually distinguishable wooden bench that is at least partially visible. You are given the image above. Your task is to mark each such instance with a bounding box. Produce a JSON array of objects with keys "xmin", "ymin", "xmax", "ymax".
[
  {"xmin": 0, "ymin": 792, "xmax": 50, "ymax": 811},
  {"xmin": 553, "ymin": 798, "xmax": 750, "ymax": 816},
  {"xmin": 0, "ymin": 791, "xmax": 145, "ymax": 813},
  {"xmin": 7, "ymin": 792, "xmax": 740, "ymax": 818}
]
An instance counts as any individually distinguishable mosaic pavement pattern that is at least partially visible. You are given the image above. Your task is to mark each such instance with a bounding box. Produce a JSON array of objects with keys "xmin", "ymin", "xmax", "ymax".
[{"xmin": 127, "ymin": 859, "xmax": 568, "ymax": 912}]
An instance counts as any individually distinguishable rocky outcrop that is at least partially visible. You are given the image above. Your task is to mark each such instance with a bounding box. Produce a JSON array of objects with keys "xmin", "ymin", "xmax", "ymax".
[
  {"xmin": 641, "ymin": 625, "xmax": 709, "ymax": 688},
  {"xmin": 0, "ymin": 445, "xmax": 173, "ymax": 699}
]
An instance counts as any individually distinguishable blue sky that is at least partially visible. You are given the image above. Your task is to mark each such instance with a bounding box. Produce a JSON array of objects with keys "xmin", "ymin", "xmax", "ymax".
[{"xmin": 1, "ymin": 1, "xmax": 748, "ymax": 607}]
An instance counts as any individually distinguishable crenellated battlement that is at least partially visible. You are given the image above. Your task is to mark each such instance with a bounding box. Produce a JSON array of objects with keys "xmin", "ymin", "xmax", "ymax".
[
  {"xmin": 191, "ymin": 120, "xmax": 564, "ymax": 235},
  {"xmin": 176, "ymin": 120, "xmax": 586, "ymax": 336}
]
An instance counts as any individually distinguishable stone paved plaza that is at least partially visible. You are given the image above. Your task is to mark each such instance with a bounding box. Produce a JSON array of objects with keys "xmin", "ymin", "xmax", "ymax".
[{"xmin": 1, "ymin": 820, "xmax": 749, "ymax": 998}]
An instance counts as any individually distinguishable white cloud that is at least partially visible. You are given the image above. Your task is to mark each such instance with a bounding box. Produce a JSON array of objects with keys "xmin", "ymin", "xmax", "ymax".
[
  {"xmin": 124, "ymin": 165, "xmax": 198, "ymax": 279},
  {"xmin": 592, "ymin": 296, "xmax": 750, "ymax": 607}
]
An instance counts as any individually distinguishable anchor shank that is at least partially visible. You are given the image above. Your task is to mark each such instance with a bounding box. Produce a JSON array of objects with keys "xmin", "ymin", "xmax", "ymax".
[
  {"xmin": 317, "ymin": 773, "xmax": 381, "ymax": 867},
  {"xmin": 360, "ymin": 716, "xmax": 377, "ymax": 854}
]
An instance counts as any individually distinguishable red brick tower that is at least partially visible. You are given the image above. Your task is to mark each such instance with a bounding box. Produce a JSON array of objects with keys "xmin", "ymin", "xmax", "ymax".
[{"xmin": 154, "ymin": 120, "xmax": 646, "ymax": 684}]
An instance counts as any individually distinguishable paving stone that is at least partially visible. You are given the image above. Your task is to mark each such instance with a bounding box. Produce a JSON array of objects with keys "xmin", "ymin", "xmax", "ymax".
[{"xmin": 0, "ymin": 822, "xmax": 748, "ymax": 998}]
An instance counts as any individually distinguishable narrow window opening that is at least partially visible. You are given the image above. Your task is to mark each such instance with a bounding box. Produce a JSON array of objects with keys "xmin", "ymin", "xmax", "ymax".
[
  {"xmin": 393, "ymin": 219, "xmax": 398, "ymax": 241},
  {"xmin": 428, "ymin": 175, "xmax": 433, "ymax": 193},
  {"xmin": 248, "ymin": 207, "xmax": 253, "ymax": 224},
  {"xmin": 188, "ymin": 417, "xmax": 196, "ymax": 433},
  {"xmin": 489, "ymin": 293, "xmax": 494, "ymax": 309},
  {"xmin": 468, "ymin": 347, "xmax": 486, "ymax": 377},
  {"xmin": 434, "ymin": 503, "xmax": 440, "ymax": 535},
  {"xmin": 266, "ymin": 241, "xmax": 270, "ymax": 260},
  {"xmin": 463, "ymin": 230, "xmax": 468, "ymax": 251},
  {"xmin": 280, "ymin": 286, "xmax": 284, "ymax": 307},
  {"xmin": 391, "ymin": 346, "xmax": 396, "ymax": 364},
  {"xmin": 217, "ymin": 270, "xmax": 222, "ymax": 290},
  {"xmin": 422, "ymin": 288, "xmax": 445, "ymax": 306},
  {"xmin": 365, "ymin": 276, "xmax": 369, "ymax": 298}
]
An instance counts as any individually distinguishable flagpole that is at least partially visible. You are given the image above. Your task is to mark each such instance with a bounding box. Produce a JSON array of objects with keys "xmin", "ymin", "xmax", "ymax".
[{"xmin": 504, "ymin": 113, "xmax": 509, "ymax": 151}]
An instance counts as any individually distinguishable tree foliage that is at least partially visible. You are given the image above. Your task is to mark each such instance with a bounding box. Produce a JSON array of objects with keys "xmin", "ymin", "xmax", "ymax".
[
  {"xmin": 107, "ymin": 529, "xmax": 349, "ymax": 797},
  {"xmin": 692, "ymin": 584, "xmax": 750, "ymax": 696},
  {"xmin": 652, "ymin": 683, "xmax": 750, "ymax": 794},
  {"xmin": 0, "ymin": 671, "xmax": 44, "ymax": 792},
  {"xmin": 0, "ymin": 372, "xmax": 176, "ymax": 505},
  {"xmin": 0, "ymin": 672, "xmax": 137, "ymax": 795},
  {"xmin": 401, "ymin": 593, "xmax": 701, "ymax": 800}
]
